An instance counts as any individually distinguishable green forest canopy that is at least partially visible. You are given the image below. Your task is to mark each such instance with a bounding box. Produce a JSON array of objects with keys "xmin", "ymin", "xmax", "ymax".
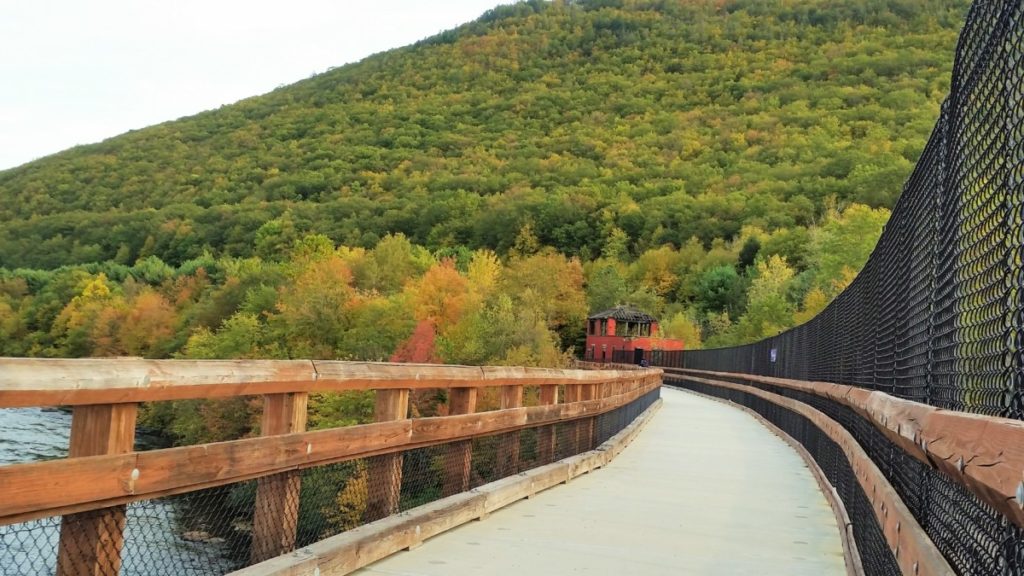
[{"xmin": 1, "ymin": 0, "xmax": 966, "ymax": 269}]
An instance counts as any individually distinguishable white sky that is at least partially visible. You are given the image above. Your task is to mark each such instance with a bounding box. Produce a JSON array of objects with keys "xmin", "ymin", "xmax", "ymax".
[{"xmin": 0, "ymin": 0, "xmax": 506, "ymax": 171}]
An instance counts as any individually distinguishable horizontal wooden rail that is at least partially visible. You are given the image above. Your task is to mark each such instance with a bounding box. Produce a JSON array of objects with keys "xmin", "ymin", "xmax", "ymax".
[
  {"xmin": 667, "ymin": 367, "xmax": 1024, "ymax": 529},
  {"xmin": 668, "ymin": 373, "xmax": 953, "ymax": 576},
  {"xmin": 0, "ymin": 358, "xmax": 645, "ymax": 407},
  {"xmin": 0, "ymin": 371, "xmax": 660, "ymax": 525}
]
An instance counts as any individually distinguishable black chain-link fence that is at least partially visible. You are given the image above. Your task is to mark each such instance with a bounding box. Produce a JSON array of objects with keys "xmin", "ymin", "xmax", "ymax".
[
  {"xmin": 0, "ymin": 387, "xmax": 660, "ymax": 576},
  {"xmin": 646, "ymin": 1, "xmax": 1024, "ymax": 568},
  {"xmin": 640, "ymin": 0, "xmax": 1024, "ymax": 420}
]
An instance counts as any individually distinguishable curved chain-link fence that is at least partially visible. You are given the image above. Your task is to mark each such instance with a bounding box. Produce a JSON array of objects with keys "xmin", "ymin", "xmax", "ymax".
[{"xmin": 653, "ymin": 0, "xmax": 1024, "ymax": 421}]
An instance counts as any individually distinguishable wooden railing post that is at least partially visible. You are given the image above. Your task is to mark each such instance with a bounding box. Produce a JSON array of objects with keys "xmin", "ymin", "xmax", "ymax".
[
  {"xmin": 582, "ymin": 383, "xmax": 597, "ymax": 450},
  {"xmin": 442, "ymin": 387, "xmax": 477, "ymax": 496},
  {"xmin": 538, "ymin": 384, "xmax": 559, "ymax": 463},
  {"xmin": 251, "ymin": 392, "xmax": 308, "ymax": 563},
  {"xmin": 564, "ymin": 383, "xmax": 582, "ymax": 404},
  {"xmin": 365, "ymin": 389, "xmax": 409, "ymax": 521},
  {"xmin": 55, "ymin": 403, "xmax": 137, "ymax": 576},
  {"xmin": 564, "ymin": 383, "xmax": 583, "ymax": 454},
  {"xmin": 497, "ymin": 385, "xmax": 524, "ymax": 477}
]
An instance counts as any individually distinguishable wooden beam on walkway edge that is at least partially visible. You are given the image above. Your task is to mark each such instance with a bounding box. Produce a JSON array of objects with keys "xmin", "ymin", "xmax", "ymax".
[
  {"xmin": 0, "ymin": 381, "xmax": 661, "ymax": 525},
  {"xmin": 498, "ymin": 385, "xmax": 524, "ymax": 477},
  {"xmin": 564, "ymin": 384, "xmax": 583, "ymax": 454},
  {"xmin": 537, "ymin": 385, "xmax": 559, "ymax": 464},
  {"xmin": 581, "ymin": 383, "xmax": 597, "ymax": 450},
  {"xmin": 0, "ymin": 357, "xmax": 659, "ymax": 407}
]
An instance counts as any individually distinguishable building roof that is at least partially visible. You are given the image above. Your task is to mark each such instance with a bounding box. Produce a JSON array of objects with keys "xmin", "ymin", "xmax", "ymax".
[{"xmin": 588, "ymin": 306, "xmax": 658, "ymax": 323}]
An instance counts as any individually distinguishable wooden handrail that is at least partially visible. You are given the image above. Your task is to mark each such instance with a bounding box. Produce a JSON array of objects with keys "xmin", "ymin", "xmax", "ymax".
[
  {"xmin": 669, "ymin": 372, "xmax": 953, "ymax": 576},
  {"xmin": 667, "ymin": 368, "xmax": 1024, "ymax": 530},
  {"xmin": 0, "ymin": 358, "xmax": 644, "ymax": 407},
  {"xmin": 0, "ymin": 364, "xmax": 660, "ymax": 525},
  {"xmin": 0, "ymin": 357, "xmax": 661, "ymax": 574}
]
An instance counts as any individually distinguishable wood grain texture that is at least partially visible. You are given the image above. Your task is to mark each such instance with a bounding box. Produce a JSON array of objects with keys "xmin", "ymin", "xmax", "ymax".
[
  {"xmin": 537, "ymin": 385, "xmax": 559, "ymax": 463},
  {"xmin": 442, "ymin": 387, "xmax": 478, "ymax": 497},
  {"xmin": 0, "ymin": 357, "xmax": 662, "ymax": 407},
  {"xmin": 227, "ymin": 396, "xmax": 664, "ymax": 576},
  {"xmin": 498, "ymin": 385, "xmax": 524, "ymax": 476},
  {"xmin": 0, "ymin": 372, "xmax": 661, "ymax": 525},
  {"xmin": 366, "ymin": 389, "xmax": 409, "ymax": 522},
  {"xmin": 55, "ymin": 403, "xmax": 137, "ymax": 576},
  {"xmin": 251, "ymin": 393, "xmax": 309, "ymax": 564},
  {"xmin": 563, "ymin": 384, "xmax": 584, "ymax": 454},
  {"xmin": 0, "ymin": 358, "xmax": 317, "ymax": 407},
  {"xmin": 581, "ymin": 383, "xmax": 597, "ymax": 450}
]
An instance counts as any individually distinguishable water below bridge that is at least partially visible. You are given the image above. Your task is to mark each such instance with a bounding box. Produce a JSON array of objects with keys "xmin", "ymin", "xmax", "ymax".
[
  {"xmin": 355, "ymin": 387, "xmax": 847, "ymax": 576},
  {"xmin": 0, "ymin": 409, "xmax": 233, "ymax": 575}
]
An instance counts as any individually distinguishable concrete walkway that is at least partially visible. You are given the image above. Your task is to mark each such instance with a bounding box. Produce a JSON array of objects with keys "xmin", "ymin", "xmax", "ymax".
[{"xmin": 354, "ymin": 387, "xmax": 846, "ymax": 576}]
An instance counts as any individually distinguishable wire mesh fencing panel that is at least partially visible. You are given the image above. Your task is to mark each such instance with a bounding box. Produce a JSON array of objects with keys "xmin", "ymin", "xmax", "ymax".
[
  {"xmin": 0, "ymin": 518, "xmax": 61, "ymax": 576},
  {"xmin": 666, "ymin": 0, "xmax": 1024, "ymax": 421},
  {"xmin": 0, "ymin": 492, "xmax": 249, "ymax": 576},
  {"xmin": 122, "ymin": 488, "xmax": 255, "ymax": 575},
  {"xmin": 0, "ymin": 388, "xmax": 660, "ymax": 575}
]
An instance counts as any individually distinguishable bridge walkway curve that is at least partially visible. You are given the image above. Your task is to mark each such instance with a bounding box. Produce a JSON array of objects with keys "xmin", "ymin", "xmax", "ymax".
[{"xmin": 354, "ymin": 386, "xmax": 847, "ymax": 576}]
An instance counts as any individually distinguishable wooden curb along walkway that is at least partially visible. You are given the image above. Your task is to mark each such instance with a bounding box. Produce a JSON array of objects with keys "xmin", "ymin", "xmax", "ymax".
[
  {"xmin": 670, "ymin": 383, "xmax": 866, "ymax": 576},
  {"xmin": 669, "ymin": 368, "xmax": 1024, "ymax": 529},
  {"xmin": 229, "ymin": 397, "xmax": 664, "ymax": 576},
  {"xmin": 665, "ymin": 370, "xmax": 956, "ymax": 576}
]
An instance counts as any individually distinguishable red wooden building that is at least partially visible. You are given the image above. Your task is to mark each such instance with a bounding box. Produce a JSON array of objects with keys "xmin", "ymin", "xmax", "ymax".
[{"xmin": 583, "ymin": 306, "xmax": 684, "ymax": 363}]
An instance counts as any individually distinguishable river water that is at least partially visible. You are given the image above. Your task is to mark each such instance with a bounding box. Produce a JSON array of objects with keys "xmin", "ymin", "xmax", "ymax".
[
  {"xmin": 0, "ymin": 408, "xmax": 234, "ymax": 575},
  {"xmin": 0, "ymin": 408, "xmax": 73, "ymax": 464}
]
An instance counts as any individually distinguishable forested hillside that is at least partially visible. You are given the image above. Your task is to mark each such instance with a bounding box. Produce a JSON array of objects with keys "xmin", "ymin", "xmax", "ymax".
[
  {"xmin": 0, "ymin": 0, "xmax": 970, "ymax": 376},
  {"xmin": 1, "ymin": 0, "xmax": 965, "ymax": 269}
]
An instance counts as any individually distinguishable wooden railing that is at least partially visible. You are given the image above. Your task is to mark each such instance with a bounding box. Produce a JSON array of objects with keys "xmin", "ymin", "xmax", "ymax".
[
  {"xmin": 0, "ymin": 358, "xmax": 662, "ymax": 576},
  {"xmin": 664, "ymin": 367, "xmax": 1024, "ymax": 576},
  {"xmin": 666, "ymin": 368, "xmax": 1024, "ymax": 529}
]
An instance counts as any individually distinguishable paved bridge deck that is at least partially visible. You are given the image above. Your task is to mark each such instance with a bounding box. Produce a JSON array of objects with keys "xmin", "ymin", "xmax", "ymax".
[{"xmin": 354, "ymin": 387, "xmax": 846, "ymax": 575}]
